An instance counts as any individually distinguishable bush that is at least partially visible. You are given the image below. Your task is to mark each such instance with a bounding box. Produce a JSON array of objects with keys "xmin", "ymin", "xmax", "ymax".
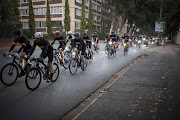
[
  {"xmin": 22, "ymin": 29, "xmax": 32, "ymax": 39},
  {"xmin": 97, "ymin": 32, "xmax": 105, "ymax": 40}
]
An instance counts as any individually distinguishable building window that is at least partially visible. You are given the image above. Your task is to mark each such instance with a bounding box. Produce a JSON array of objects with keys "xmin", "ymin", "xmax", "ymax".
[
  {"xmin": 34, "ymin": 8, "xmax": 46, "ymax": 15},
  {"xmin": 33, "ymin": 0, "xmax": 45, "ymax": 2},
  {"xmin": 52, "ymin": 21, "xmax": 62, "ymax": 27},
  {"xmin": 21, "ymin": 9, "xmax": 29, "ymax": 16},
  {"xmin": 93, "ymin": 15, "xmax": 96, "ymax": 21},
  {"xmin": 97, "ymin": 26, "xmax": 100, "ymax": 31},
  {"xmin": 97, "ymin": 16, "xmax": 101, "ymax": 22},
  {"xmin": 85, "ymin": 0, "xmax": 89, "ymax": 6},
  {"xmin": 97, "ymin": 5, "xmax": 101, "ymax": 12},
  {"xmin": 75, "ymin": 21, "xmax": 80, "ymax": 29},
  {"xmin": 50, "ymin": 6, "xmax": 62, "ymax": 14},
  {"xmin": 22, "ymin": 0, "xmax": 29, "ymax": 3},
  {"xmin": 76, "ymin": 9, "xmax": 81, "ymax": 16},
  {"xmin": 76, "ymin": 0, "xmax": 82, "ymax": 3},
  {"xmin": 36, "ymin": 21, "xmax": 46, "ymax": 28},
  {"xmin": 92, "ymin": 3, "xmax": 97, "ymax": 10},
  {"xmin": 22, "ymin": 22, "xmax": 29, "ymax": 28}
]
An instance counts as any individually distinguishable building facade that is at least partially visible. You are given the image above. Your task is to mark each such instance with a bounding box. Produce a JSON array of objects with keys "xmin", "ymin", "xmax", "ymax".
[{"xmin": 18, "ymin": 0, "xmax": 120, "ymax": 34}]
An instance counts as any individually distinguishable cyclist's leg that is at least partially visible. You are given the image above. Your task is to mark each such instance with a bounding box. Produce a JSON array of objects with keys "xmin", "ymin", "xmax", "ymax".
[
  {"xmin": 48, "ymin": 47, "xmax": 54, "ymax": 78},
  {"xmin": 81, "ymin": 48, "xmax": 86, "ymax": 64},
  {"xmin": 59, "ymin": 48, "xmax": 64, "ymax": 62}
]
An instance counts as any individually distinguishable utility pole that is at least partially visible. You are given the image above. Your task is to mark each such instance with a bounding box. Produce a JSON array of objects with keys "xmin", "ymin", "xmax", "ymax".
[{"xmin": 157, "ymin": 0, "xmax": 163, "ymax": 46}]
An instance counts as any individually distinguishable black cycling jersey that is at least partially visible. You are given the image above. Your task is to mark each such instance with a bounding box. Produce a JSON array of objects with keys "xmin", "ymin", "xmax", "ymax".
[
  {"xmin": 9, "ymin": 36, "xmax": 32, "ymax": 54},
  {"xmin": 71, "ymin": 37, "xmax": 86, "ymax": 55},
  {"xmin": 92, "ymin": 35, "xmax": 99, "ymax": 44},
  {"xmin": 109, "ymin": 34, "xmax": 117, "ymax": 42},
  {"xmin": 51, "ymin": 35, "xmax": 65, "ymax": 49},
  {"xmin": 30, "ymin": 38, "xmax": 53, "ymax": 62},
  {"xmin": 83, "ymin": 35, "xmax": 91, "ymax": 48}
]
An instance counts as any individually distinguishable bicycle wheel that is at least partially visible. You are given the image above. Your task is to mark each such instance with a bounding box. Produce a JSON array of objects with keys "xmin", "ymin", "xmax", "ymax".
[
  {"xmin": 69, "ymin": 58, "xmax": 78, "ymax": 75},
  {"xmin": 105, "ymin": 46, "xmax": 108, "ymax": 54},
  {"xmin": 81, "ymin": 58, "xmax": 88, "ymax": 71},
  {"xmin": 25, "ymin": 68, "xmax": 41, "ymax": 90},
  {"xmin": 51, "ymin": 63, "xmax": 60, "ymax": 82},
  {"xmin": 88, "ymin": 51, "xmax": 93, "ymax": 63},
  {"xmin": 0, "ymin": 63, "xmax": 19, "ymax": 86},
  {"xmin": 113, "ymin": 48, "xmax": 116, "ymax": 57},
  {"xmin": 63, "ymin": 51, "xmax": 70, "ymax": 69},
  {"xmin": 108, "ymin": 49, "xmax": 112, "ymax": 59},
  {"xmin": 95, "ymin": 45, "xmax": 100, "ymax": 53}
]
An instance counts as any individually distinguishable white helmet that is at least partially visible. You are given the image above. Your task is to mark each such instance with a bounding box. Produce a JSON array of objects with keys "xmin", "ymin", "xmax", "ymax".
[
  {"xmin": 68, "ymin": 31, "xmax": 72, "ymax": 35},
  {"xmin": 34, "ymin": 32, "xmax": 43, "ymax": 38}
]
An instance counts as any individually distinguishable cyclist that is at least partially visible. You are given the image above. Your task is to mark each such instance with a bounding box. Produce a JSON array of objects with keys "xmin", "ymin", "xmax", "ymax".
[
  {"xmin": 66, "ymin": 31, "xmax": 74, "ymax": 48},
  {"xmin": 29, "ymin": 32, "xmax": 54, "ymax": 81},
  {"xmin": 83, "ymin": 31, "xmax": 92, "ymax": 58},
  {"xmin": 51, "ymin": 31, "xmax": 65, "ymax": 64},
  {"xmin": 71, "ymin": 32, "xmax": 86, "ymax": 65},
  {"xmin": 92, "ymin": 32, "xmax": 99, "ymax": 49},
  {"xmin": 5, "ymin": 29, "xmax": 33, "ymax": 77},
  {"xmin": 109, "ymin": 31, "xmax": 118, "ymax": 47}
]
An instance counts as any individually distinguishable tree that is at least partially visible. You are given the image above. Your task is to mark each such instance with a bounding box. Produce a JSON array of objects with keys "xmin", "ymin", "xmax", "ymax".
[
  {"xmin": 64, "ymin": 0, "xmax": 71, "ymax": 33},
  {"xmin": 29, "ymin": 0, "xmax": 36, "ymax": 39},
  {"xmin": 46, "ymin": 0, "xmax": 53, "ymax": 37},
  {"xmin": 87, "ymin": 0, "xmax": 94, "ymax": 38},
  {"xmin": 0, "ymin": 0, "xmax": 21, "ymax": 38},
  {"xmin": 80, "ymin": 0, "xmax": 86, "ymax": 36}
]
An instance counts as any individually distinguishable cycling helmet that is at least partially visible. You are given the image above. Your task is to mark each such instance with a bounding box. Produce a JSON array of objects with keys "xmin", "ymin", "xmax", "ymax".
[
  {"xmin": 111, "ymin": 31, "xmax": 114, "ymax": 33},
  {"xmin": 84, "ymin": 31, "xmax": 87, "ymax": 35},
  {"xmin": 34, "ymin": 32, "xmax": 43, "ymax": 38},
  {"xmin": 68, "ymin": 31, "xmax": 72, "ymax": 35},
  {"xmin": 14, "ymin": 29, "xmax": 21, "ymax": 35},
  {"xmin": 55, "ymin": 31, "xmax": 60, "ymax": 35},
  {"xmin": 74, "ymin": 32, "xmax": 80, "ymax": 37},
  {"xmin": 94, "ymin": 32, "xmax": 97, "ymax": 34}
]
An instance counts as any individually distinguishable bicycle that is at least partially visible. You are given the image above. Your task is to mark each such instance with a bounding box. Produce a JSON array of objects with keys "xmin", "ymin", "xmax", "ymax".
[
  {"xmin": 107, "ymin": 40, "xmax": 116, "ymax": 59},
  {"xmin": 0, "ymin": 54, "xmax": 32, "ymax": 86},
  {"xmin": 25, "ymin": 58, "xmax": 59, "ymax": 90},
  {"xmin": 69, "ymin": 51, "xmax": 88, "ymax": 75},
  {"xmin": 92, "ymin": 41, "xmax": 100, "ymax": 53},
  {"xmin": 53, "ymin": 48, "xmax": 70, "ymax": 69},
  {"xmin": 85, "ymin": 46, "xmax": 94, "ymax": 63},
  {"xmin": 123, "ymin": 43, "xmax": 128, "ymax": 56}
]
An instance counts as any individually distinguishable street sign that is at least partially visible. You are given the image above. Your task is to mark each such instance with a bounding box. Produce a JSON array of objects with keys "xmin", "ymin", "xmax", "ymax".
[{"xmin": 155, "ymin": 21, "xmax": 165, "ymax": 32}]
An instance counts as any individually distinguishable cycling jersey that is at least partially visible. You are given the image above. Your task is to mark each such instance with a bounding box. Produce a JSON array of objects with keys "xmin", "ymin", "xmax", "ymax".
[
  {"xmin": 109, "ymin": 34, "xmax": 117, "ymax": 42},
  {"xmin": 83, "ymin": 35, "xmax": 91, "ymax": 48},
  {"xmin": 9, "ymin": 36, "xmax": 32, "ymax": 54},
  {"xmin": 66, "ymin": 35, "xmax": 75, "ymax": 42},
  {"xmin": 92, "ymin": 35, "xmax": 99, "ymax": 44},
  {"xmin": 71, "ymin": 37, "xmax": 86, "ymax": 55},
  {"xmin": 51, "ymin": 35, "xmax": 65, "ymax": 50},
  {"xmin": 30, "ymin": 38, "xmax": 53, "ymax": 62}
]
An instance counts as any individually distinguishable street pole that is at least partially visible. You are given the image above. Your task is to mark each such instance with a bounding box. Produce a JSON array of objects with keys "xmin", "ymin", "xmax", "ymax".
[{"xmin": 157, "ymin": 0, "xmax": 163, "ymax": 46}]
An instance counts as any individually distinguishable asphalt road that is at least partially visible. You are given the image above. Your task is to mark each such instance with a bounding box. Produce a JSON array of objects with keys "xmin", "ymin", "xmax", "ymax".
[{"xmin": 0, "ymin": 42, "xmax": 153, "ymax": 120}]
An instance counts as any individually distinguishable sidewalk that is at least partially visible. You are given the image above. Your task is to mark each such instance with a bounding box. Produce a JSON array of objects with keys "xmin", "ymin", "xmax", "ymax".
[{"xmin": 63, "ymin": 43, "xmax": 180, "ymax": 120}]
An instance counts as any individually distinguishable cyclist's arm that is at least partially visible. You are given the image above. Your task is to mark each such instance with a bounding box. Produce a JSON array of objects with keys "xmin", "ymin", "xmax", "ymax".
[
  {"xmin": 40, "ymin": 41, "xmax": 49, "ymax": 58},
  {"xmin": 51, "ymin": 38, "xmax": 56, "ymax": 46},
  {"xmin": 9, "ymin": 39, "xmax": 18, "ymax": 53},
  {"xmin": 29, "ymin": 42, "xmax": 36, "ymax": 57}
]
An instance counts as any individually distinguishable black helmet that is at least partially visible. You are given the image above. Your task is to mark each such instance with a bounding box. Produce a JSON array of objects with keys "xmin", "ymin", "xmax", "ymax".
[
  {"xmin": 14, "ymin": 29, "xmax": 21, "ymax": 35},
  {"xmin": 84, "ymin": 31, "xmax": 87, "ymax": 35},
  {"xmin": 111, "ymin": 31, "xmax": 114, "ymax": 33},
  {"xmin": 74, "ymin": 32, "xmax": 80, "ymax": 37}
]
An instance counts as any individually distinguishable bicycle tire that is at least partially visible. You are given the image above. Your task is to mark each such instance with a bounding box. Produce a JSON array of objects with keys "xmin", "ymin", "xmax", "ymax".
[
  {"xmin": 51, "ymin": 63, "xmax": 60, "ymax": 82},
  {"xmin": 25, "ymin": 67, "xmax": 41, "ymax": 91},
  {"xmin": 0, "ymin": 63, "xmax": 19, "ymax": 86},
  {"xmin": 69, "ymin": 58, "xmax": 78, "ymax": 75}
]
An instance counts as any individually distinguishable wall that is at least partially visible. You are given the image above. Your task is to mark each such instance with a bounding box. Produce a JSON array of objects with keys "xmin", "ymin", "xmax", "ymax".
[{"xmin": 173, "ymin": 31, "xmax": 180, "ymax": 45}]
